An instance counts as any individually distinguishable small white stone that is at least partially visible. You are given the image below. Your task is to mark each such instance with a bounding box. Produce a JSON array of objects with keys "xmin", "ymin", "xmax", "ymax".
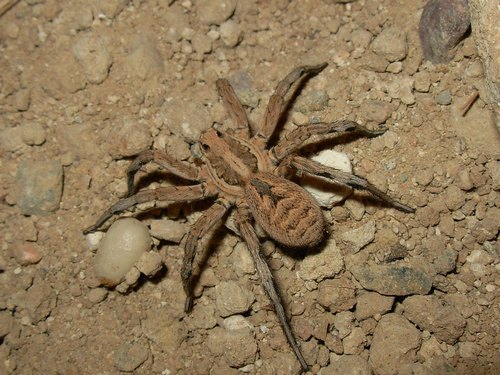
[
  {"xmin": 302, "ymin": 149, "xmax": 353, "ymax": 208},
  {"xmin": 94, "ymin": 218, "xmax": 152, "ymax": 287}
]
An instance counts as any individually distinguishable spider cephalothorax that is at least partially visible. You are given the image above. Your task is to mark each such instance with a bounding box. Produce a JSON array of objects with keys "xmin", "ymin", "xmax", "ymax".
[{"xmin": 84, "ymin": 62, "xmax": 414, "ymax": 371}]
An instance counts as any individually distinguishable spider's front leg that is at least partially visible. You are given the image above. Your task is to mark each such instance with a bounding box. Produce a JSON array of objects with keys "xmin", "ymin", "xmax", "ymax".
[
  {"xmin": 235, "ymin": 207, "xmax": 309, "ymax": 372},
  {"xmin": 257, "ymin": 62, "xmax": 328, "ymax": 144},
  {"xmin": 272, "ymin": 120, "xmax": 386, "ymax": 160},
  {"xmin": 288, "ymin": 156, "xmax": 415, "ymax": 213},
  {"xmin": 83, "ymin": 185, "xmax": 210, "ymax": 234},
  {"xmin": 181, "ymin": 199, "xmax": 230, "ymax": 312},
  {"xmin": 125, "ymin": 149, "xmax": 199, "ymax": 197}
]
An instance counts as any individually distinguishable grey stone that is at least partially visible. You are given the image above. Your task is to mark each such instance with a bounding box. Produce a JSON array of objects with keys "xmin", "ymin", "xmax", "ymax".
[
  {"xmin": 73, "ymin": 33, "xmax": 112, "ymax": 84},
  {"xmin": 435, "ymin": 90, "xmax": 452, "ymax": 105},
  {"xmin": 341, "ymin": 220, "xmax": 376, "ymax": 253},
  {"xmin": 16, "ymin": 160, "xmax": 63, "ymax": 215},
  {"xmin": 350, "ymin": 264, "xmax": 432, "ymax": 296},
  {"xmin": 113, "ymin": 342, "xmax": 149, "ymax": 372},
  {"xmin": 371, "ymin": 27, "xmax": 408, "ymax": 62},
  {"xmin": 197, "ymin": 0, "xmax": 236, "ymax": 25}
]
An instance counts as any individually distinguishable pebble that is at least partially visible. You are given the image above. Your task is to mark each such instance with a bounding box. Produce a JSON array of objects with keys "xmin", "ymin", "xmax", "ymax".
[
  {"xmin": 113, "ymin": 342, "xmax": 149, "ymax": 372},
  {"xmin": 317, "ymin": 278, "xmax": 356, "ymax": 313},
  {"xmin": 191, "ymin": 33, "xmax": 213, "ymax": 54},
  {"xmin": 215, "ymin": 281, "xmax": 254, "ymax": 317},
  {"xmin": 125, "ymin": 34, "xmax": 164, "ymax": 80},
  {"xmin": 16, "ymin": 160, "xmax": 63, "ymax": 216},
  {"xmin": 298, "ymin": 238, "xmax": 344, "ymax": 281},
  {"xmin": 442, "ymin": 185, "xmax": 466, "ymax": 210},
  {"xmin": 0, "ymin": 127, "xmax": 24, "ymax": 152},
  {"xmin": 344, "ymin": 199, "xmax": 365, "ymax": 221},
  {"xmin": 386, "ymin": 76, "xmax": 415, "ymax": 105},
  {"xmin": 73, "ymin": 33, "xmax": 112, "ymax": 84},
  {"xmin": 220, "ymin": 20, "xmax": 242, "ymax": 47},
  {"xmin": 21, "ymin": 123, "xmax": 46, "ymax": 146},
  {"xmin": 371, "ymin": 27, "xmax": 408, "ymax": 62},
  {"xmin": 87, "ymin": 288, "xmax": 108, "ymax": 304},
  {"xmin": 160, "ymin": 97, "xmax": 211, "ymax": 143},
  {"xmin": 13, "ymin": 89, "xmax": 31, "ymax": 111},
  {"xmin": 25, "ymin": 279, "xmax": 56, "ymax": 323},
  {"xmin": 414, "ymin": 71, "xmax": 431, "ymax": 92},
  {"xmin": 350, "ymin": 264, "xmax": 432, "ymax": 296},
  {"xmin": 321, "ymin": 354, "xmax": 371, "ymax": 375},
  {"xmin": 149, "ymin": 219, "xmax": 187, "ymax": 243},
  {"xmin": 207, "ymin": 327, "xmax": 257, "ymax": 368},
  {"xmin": 370, "ymin": 314, "xmax": 421, "ymax": 375},
  {"xmin": 136, "ymin": 251, "xmax": 163, "ymax": 277},
  {"xmin": 360, "ymin": 100, "xmax": 392, "ymax": 124},
  {"xmin": 343, "ymin": 327, "xmax": 366, "ymax": 354},
  {"xmin": 197, "ymin": 0, "xmax": 237, "ymax": 25},
  {"xmin": 355, "ymin": 291, "xmax": 395, "ymax": 321},
  {"xmin": 403, "ymin": 295, "xmax": 466, "ymax": 344},
  {"xmin": 341, "ymin": 220, "xmax": 376, "ymax": 253},
  {"xmin": 10, "ymin": 243, "xmax": 42, "ymax": 266},
  {"xmin": 435, "ymin": 90, "xmax": 452, "ymax": 105},
  {"xmin": 106, "ymin": 117, "xmax": 152, "ymax": 158},
  {"xmin": 294, "ymin": 90, "xmax": 329, "ymax": 112}
]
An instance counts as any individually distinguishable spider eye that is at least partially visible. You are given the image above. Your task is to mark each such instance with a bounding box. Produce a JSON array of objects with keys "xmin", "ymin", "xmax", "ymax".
[
  {"xmin": 215, "ymin": 130, "xmax": 222, "ymax": 137},
  {"xmin": 201, "ymin": 143, "xmax": 210, "ymax": 151}
]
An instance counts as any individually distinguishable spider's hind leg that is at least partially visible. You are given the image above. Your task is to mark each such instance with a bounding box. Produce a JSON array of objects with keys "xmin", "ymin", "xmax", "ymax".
[
  {"xmin": 235, "ymin": 207, "xmax": 309, "ymax": 372},
  {"xmin": 289, "ymin": 156, "xmax": 415, "ymax": 213}
]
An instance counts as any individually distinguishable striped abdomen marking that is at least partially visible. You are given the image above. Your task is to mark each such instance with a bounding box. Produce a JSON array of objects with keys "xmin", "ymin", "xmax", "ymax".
[{"xmin": 245, "ymin": 172, "xmax": 325, "ymax": 248}]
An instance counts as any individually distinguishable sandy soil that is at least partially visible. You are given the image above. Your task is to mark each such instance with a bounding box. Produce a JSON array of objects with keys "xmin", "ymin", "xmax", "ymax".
[{"xmin": 0, "ymin": 1, "xmax": 499, "ymax": 374}]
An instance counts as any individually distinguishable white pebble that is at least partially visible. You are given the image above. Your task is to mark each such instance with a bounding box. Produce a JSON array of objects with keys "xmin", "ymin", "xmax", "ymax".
[
  {"xmin": 302, "ymin": 149, "xmax": 353, "ymax": 208},
  {"xmin": 94, "ymin": 218, "xmax": 152, "ymax": 287}
]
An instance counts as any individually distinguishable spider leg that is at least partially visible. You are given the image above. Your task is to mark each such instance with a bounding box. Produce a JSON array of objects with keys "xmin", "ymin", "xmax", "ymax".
[
  {"xmin": 289, "ymin": 156, "xmax": 415, "ymax": 213},
  {"xmin": 272, "ymin": 120, "xmax": 386, "ymax": 161},
  {"xmin": 182, "ymin": 199, "xmax": 230, "ymax": 312},
  {"xmin": 257, "ymin": 62, "xmax": 328, "ymax": 144},
  {"xmin": 216, "ymin": 78, "xmax": 251, "ymax": 137},
  {"xmin": 126, "ymin": 150, "xmax": 200, "ymax": 197},
  {"xmin": 83, "ymin": 184, "xmax": 210, "ymax": 234},
  {"xmin": 235, "ymin": 207, "xmax": 309, "ymax": 372}
]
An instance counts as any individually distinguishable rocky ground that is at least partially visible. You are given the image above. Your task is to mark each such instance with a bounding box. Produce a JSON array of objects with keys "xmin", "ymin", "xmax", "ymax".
[{"xmin": 0, "ymin": 1, "xmax": 499, "ymax": 374}]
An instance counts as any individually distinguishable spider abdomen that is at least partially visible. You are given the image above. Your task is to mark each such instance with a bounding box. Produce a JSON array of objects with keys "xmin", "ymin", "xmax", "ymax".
[{"xmin": 245, "ymin": 172, "xmax": 325, "ymax": 248}]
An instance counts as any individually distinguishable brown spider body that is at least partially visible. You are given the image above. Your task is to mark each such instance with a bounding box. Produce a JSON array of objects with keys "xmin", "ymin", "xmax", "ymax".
[{"xmin": 84, "ymin": 62, "xmax": 415, "ymax": 372}]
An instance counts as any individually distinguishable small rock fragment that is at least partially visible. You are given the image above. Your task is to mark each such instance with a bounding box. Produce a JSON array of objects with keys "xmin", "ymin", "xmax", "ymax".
[
  {"xmin": 220, "ymin": 20, "xmax": 242, "ymax": 47},
  {"xmin": 207, "ymin": 327, "xmax": 257, "ymax": 368},
  {"xmin": 355, "ymin": 292, "xmax": 394, "ymax": 320},
  {"xmin": 298, "ymin": 238, "xmax": 344, "ymax": 281},
  {"xmin": 106, "ymin": 117, "xmax": 152, "ymax": 158},
  {"xmin": 21, "ymin": 123, "xmax": 46, "ymax": 146},
  {"xmin": 136, "ymin": 251, "xmax": 163, "ymax": 277},
  {"xmin": 370, "ymin": 314, "xmax": 421, "ymax": 375},
  {"xmin": 191, "ymin": 33, "xmax": 213, "ymax": 54},
  {"xmin": 16, "ymin": 160, "xmax": 63, "ymax": 216},
  {"xmin": 113, "ymin": 342, "xmax": 149, "ymax": 372},
  {"xmin": 197, "ymin": 0, "xmax": 236, "ymax": 25},
  {"xmin": 317, "ymin": 278, "xmax": 356, "ymax": 313},
  {"xmin": 25, "ymin": 279, "xmax": 56, "ymax": 323},
  {"xmin": 73, "ymin": 33, "xmax": 112, "ymax": 84},
  {"xmin": 87, "ymin": 288, "xmax": 108, "ymax": 304},
  {"xmin": 371, "ymin": 27, "xmax": 408, "ymax": 62},
  {"xmin": 320, "ymin": 354, "xmax": 371, "ymax": 375},
  {"xmin": 350, "ymin": 264, "xmax": 432, "ymax": 296},
  {"xmin": 361, "ymin": 100, "xmax": 392, "ymax": 124},
  {"xmin": 419, "ymin": 0, "xmax": 470, "ymax": 63},
  {"xmin": 403, "ymin": 295, "xmax": 466, "ymax": 344},
  {"xmin": 125, "ymin": 34, "xmax": 164, "ymax": 80},
  {"xmin": 10, "ymin": 243, "xmax": 42, "ymax": 266},
  {"xmin": 215, "ymin": 281, "xmax": 254, "ymax": 317},
  {"xmin": 149, "ymin": 219, "xmax": 187, "ymax": 243},
  {"xmin": 341, "ymin": 220, "xmax": 376, "ymax": 253},
  {"xmin": 435, "ymin": 90, "xmax": 452, "ymax": 105}
]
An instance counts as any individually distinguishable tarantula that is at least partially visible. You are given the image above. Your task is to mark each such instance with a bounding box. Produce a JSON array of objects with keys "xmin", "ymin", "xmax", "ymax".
[{"xmin": 84, "ymin": 62, "xmax": 414, "ymax": 371}]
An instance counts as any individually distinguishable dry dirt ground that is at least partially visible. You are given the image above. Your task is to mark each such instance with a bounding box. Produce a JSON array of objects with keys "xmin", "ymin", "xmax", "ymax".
[{"xmin": 1, "ymin": 1, "xmax": 499, "ymax": 374}]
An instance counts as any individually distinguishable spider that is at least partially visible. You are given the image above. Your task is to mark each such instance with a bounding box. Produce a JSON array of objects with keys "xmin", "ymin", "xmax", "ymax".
[{"xmin": 84, "ymin": 62, "xmax": 414, "ymax": 371}]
